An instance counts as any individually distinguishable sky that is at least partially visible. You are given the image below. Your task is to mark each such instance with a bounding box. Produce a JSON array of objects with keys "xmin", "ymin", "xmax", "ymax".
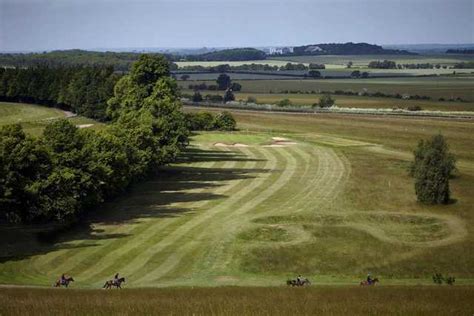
[{"xmin": 0, "ymin": 0, "xmax": 473, "ymax": 52}]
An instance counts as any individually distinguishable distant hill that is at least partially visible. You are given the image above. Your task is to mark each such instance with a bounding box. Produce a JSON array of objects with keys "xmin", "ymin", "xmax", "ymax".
[
  {"xmin": 446, "ymin": 49, "xmax": 474, "ymax": 54},
  {"xmin": 291, "ymin": 42, "xmax": 415, "ymax": 55},
  {"xmin": 186, "ymin": 48, "xmax": 267, "ymax": 61}
]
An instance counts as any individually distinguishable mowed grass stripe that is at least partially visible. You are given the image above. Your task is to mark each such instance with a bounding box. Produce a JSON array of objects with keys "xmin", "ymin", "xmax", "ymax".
[
  {"xmin": 198, "ymin": 146, "xmax": 302, "ymax": 275},
  {"xmin": 82, "ymin": 147, "xmax": 264, "ymax": 284},
  {"xmin": 32, "ymin": 153, "xmax": 218, "ymax": 271},
  {"xmin": 139, "ymin": 146, "xmax": 305, "ymax": 283},
  {"xmin": 37, "ymin": 154, "xmax": 224, "ymax": 281},
  {"xmin": 78, "ymin": 149, "xmax": 248, "ymax": 283},
  {"xmin": 132, "ymin": 147, "xmax": 280, "ymax": 284}
]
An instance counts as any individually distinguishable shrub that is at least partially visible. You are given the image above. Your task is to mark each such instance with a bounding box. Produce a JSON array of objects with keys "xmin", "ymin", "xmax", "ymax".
[
  {"xmin": 192, "ymin": 91, "xmax": 203, "ymax": 102},
  {"xmin": 246, "ymin": 96, "xmax": 257, "ymax": 103},
  {"xmin": 406, "ymin": 105, "xmax": 422, "ymax": 111},
  {"xmin": 214, "ymin": 111, "xmax": 236, "ymax": 131},
  {"xmin": 278, "ymin": 98, "xmax": 292, "ymax": 107},
  {"xmin": 315, "ymin": 94, "xmax": 335, "ymax": 108}
]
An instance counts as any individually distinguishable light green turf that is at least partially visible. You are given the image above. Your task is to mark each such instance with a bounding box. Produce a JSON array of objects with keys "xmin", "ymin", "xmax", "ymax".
[
  {"xmin": 1, "ymin": 128, "xmax": 472, "ymax": 287},
  {"xmin": 0, "ymin": 102, "xmax": 102, "ymax": 135},
  {"xmin": 1, "ymin": 102, "xmax": 473, "ymax": 288}
]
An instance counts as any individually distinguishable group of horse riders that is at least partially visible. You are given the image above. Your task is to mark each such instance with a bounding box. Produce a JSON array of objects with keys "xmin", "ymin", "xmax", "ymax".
[
  {"xmin": 56, "ymin": 272, "xmax": 376, "ymax": 288},
  {"xmin": 56, "ymin": 272, "xmax": 124, "ymax": 288}
]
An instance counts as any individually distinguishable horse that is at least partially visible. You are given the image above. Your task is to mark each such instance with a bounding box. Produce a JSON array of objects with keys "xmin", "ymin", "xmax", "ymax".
[
  {"xmin": 103, "ymin": 277, "xmax": 126, "ymax": 289},
  {"xmin": 287, "ymin": 278, "xmax": 311, "ymax": 287},
  {"xmin": 54, "ymin": 277, "xmax": 74, "ymax": 288},
  {"xmin": 360, "ymin": 278, "xmax": 379, "ymax": 286}
]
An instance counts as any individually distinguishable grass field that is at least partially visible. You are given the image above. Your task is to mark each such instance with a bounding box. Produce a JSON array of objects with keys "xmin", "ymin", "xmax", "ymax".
[
  {"xmin": 270, "ymin": 54, "xmax": 474, "ymax": 69},
  {"xmin": 1, "ymin": 286, "xmax": 473, "ymax": 315},
  {"xmin": 1, "ymin": 101, "xmax": 474, "ymax": 292},
  {"xmin": 0, "ymin": 102, "xmax": 100, "ymax": 136},
  {"xmin": 231, "ymin": 77, "xmax": 474, "ymax": 101},
  {"xmin": 178, "ymin": 75, "xmax": 474, "ymax": 111}
]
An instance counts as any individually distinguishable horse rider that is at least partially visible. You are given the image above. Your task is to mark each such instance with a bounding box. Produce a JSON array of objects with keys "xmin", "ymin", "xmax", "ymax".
[
  {"xmin": 367, "ymin": 273, "xmax": 373, "ymax": 285},
  {"xmin": 296, "ymin": 274, "xmax": 303, "ymax": 285},
  {"xmin": 60, "ymin": 273, "xmax": 67, "ymax": 285},
  {"xmin": 114, "ymin": 273, "xmax": 120, "ymax": 286}
]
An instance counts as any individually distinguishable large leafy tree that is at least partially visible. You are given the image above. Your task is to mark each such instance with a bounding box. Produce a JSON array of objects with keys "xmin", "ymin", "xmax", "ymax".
[
  {"xmin": 410, "ymin": 134, "xmax": 456, "ymax": 204},
  {"xmin": 0, "ymin": 125, "xmax": 52, "ymax": 222},
  {"xmin": 107, "ymin": 54, "xmax": 188, "ymax": 172}
]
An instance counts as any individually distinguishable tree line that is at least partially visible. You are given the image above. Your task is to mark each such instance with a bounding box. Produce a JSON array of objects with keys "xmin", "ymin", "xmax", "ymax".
[
  {"xmin": 0, "ymin": 55, "xmax": 238, "ymax": 224},
  {"xmin": 0, "ymin": 65, "xmax": 120, "ymax": 121}
]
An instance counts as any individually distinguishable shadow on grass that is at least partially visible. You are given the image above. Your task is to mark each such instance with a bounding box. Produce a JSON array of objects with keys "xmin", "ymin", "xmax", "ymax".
[{"xmin": 0, "ymin": 147, "xmax": 265, "ymax": 263}]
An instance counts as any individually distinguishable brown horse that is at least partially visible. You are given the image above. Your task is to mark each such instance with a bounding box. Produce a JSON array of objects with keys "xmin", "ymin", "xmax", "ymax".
[
  {"xmin": 360, "ymin": 278, "xmax": 379, "ymax": 286},
  {"xmin": 53, "ymin": 277, "xmax": 74, "ymax": 288},
  {"xmin": 287, "ymin": 278, "xmax": 311, "ymax": 287},
  {"xmin": 103, "ymin": 277, "xmax": 126, "ymax": 289}
]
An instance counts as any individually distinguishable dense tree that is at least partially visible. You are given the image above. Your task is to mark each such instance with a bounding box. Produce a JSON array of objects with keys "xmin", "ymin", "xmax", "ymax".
[
  {"xmin": 216, "ymin": 74, "xmax": 231, "ymax": 90},
  {"xmin": 314, "ymin": 94, "xmax": 335, "ymax": 108},
  {"xmin": 0, "ymin": 65, "xmax": 119, "ymax": 121},
  {"xmin": 214, "ymin": 112, "xmax": 236, "ymax": 131},
  {"xmin": 230, "ymin": 82, "xmax": 242, "ymax": 92},
  {"xmin": 192, "ymin": 91, "xmax": 203, "ymax": 102},
  {"xmin": 0, "ymin": 125, "xmax": 52, "ymax": 222},
  {"xmin": 410, "ymin": 134, "xmax": 456, "ymax": 204},
  {"xmin": 0, "ymin": 54, "xmax": 191, "ymax": 224},
  {"xmin": 185, "ymin": 111, "xmax": 236, "ymax": 131},
  {"xmin": 368, "ymin": 60, "xmax": 397, "ymax": 69},
  {"xmin": 351, "ymin": 70, "xmax": 361, "ymax": 78},
  {"xmin": 308, "ymin": 70, "xmax": 321, "ymax": 78}
]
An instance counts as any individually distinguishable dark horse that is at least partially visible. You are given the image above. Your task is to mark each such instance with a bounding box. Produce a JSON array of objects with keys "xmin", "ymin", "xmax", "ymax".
[
  {"xmin": 103, "ymin": 277, "xmax": 126, "ymax": 289},
  {"xmin": 360, "ymin": 278, "xmax": 379, "ymax": 286},
  {"xmin": 54, "ymin": 277, "xmax": 74, "ymax": 288},
  {"xmin": 287, "ymin": 278, "xmax": 311, "ymax": 286}
]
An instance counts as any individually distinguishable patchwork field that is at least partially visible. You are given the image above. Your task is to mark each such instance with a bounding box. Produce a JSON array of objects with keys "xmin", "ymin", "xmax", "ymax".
[
  {"xmin": 1, "ymin": 103, "xmax": 474, "ymax": 291},
  {"xmin": 270, "ymin": 54, "xmax": 474, "ymax": 69}
]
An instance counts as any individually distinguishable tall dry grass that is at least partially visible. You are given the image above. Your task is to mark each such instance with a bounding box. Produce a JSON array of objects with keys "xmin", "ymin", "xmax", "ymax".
[{"xmin": 1, "ymin": 286, "xmax": 473, "ymax": 315}]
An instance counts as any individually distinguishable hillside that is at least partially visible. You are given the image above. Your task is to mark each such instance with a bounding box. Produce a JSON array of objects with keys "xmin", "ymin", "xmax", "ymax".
[
  {"xmin": 291, "ymin": 42, "xmax": 416, "ymax": 55},
  {"xmin": 187, "ymin": 48, "xmax": 267, "ymax": 61}
]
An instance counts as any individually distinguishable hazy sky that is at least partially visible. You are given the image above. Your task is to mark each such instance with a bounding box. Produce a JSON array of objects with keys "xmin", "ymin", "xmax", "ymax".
[{"xmin": 1, "ymin": 0, "xmax": 473, "ymax": 52}]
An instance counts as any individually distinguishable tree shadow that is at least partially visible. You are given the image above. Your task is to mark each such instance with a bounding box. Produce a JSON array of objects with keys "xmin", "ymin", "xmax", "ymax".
[{"xmin": 0, "ymin": 147, "xmax": 266, "ymax": 263}]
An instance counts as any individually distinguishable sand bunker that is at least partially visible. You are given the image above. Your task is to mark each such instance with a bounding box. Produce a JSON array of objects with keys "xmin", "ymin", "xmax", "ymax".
[
  {"xmin": 264, "ymin": 136, "xmax": 298, "ymax": 147},
  {"xmin": 263, "ymin": 144, "xmax": 286, "ymax": 148},
  {"xmin": 214, "ymin": 142, "xmax": 249, "ymax": 147},
  {"xmin": 77, "ymin": 124, "xmax": 94, "ymax": 128},
  {"xmin": 272, "ymin": 137, "xmax": 289, "ymax": 141}
]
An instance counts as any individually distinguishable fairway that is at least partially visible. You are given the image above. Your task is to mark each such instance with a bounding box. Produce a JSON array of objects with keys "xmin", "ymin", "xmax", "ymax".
[{"xmin": 1, "ymin": 103, "xmax": 474, "ymax": 288}]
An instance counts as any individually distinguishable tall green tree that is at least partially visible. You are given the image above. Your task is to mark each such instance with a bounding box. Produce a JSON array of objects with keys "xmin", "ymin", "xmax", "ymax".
[
  {"xmin": 216, "ymin": 74, "xmax": 231, "ymax": 90},
  {"xmin": 410, "ymin": 134, "xmax": 456, "ymax": 204}
]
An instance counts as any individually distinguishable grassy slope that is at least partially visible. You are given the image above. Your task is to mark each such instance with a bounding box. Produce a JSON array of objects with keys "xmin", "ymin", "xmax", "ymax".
[
  {"xmin": 1, "ymin": 286, "xmax": 474, "ymax": 315},
  {"xmin": 1, "ymin": 101, "xmax": 474, "ymax": 288},
  {"xmin": 0, "ymin": 102, "xmax": 99, "ymax": 136}
]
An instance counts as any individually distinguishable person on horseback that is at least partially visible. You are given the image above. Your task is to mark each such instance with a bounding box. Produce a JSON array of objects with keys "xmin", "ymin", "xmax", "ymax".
[
  {"xmin": 296, "ymin": 274, "xmax": 303, "ymax": 286},
  {"xmin": 114, "ymin": 273, "xmax": 120, "ymax": 286},
  {"xmin": 367, "ymin": 273, "xmax": 373, "ymax": 285},
  {"xmin": 60, "ymin": 273, "xmax": 67, "ymax": 285}
]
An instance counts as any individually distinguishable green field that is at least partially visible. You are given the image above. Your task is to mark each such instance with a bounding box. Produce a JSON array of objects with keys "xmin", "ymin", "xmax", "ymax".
[
  {"xmin": 270, "ymin": 54, "xmax": 474, "ymax": 69},
  {"xmin": 231, "ymin": 77, "xmax": 474, "ymax": 101},
  {"xmin": 1, "ymin": 102, "xmax": 474, "ymax": 290},
  {"xmin": 179, "ymin": 75, "xmax": 474, "ymax": 111},
  {"xmin": 0, "ymin": 102, "xmax": 99, "ymax": 136}
]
